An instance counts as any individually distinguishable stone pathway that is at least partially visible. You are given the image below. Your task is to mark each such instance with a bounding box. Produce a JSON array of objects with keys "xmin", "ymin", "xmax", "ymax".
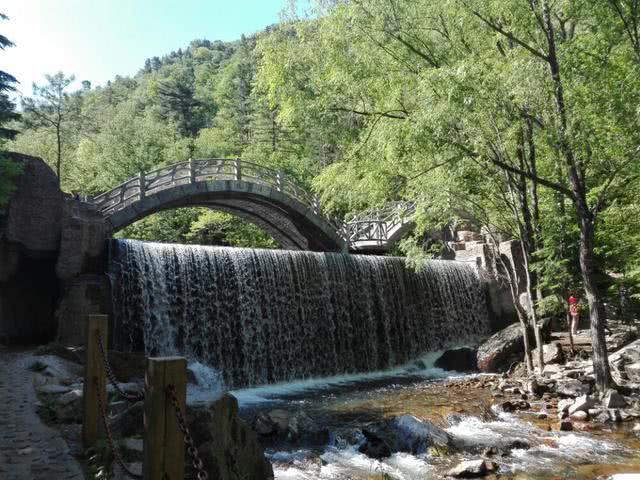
[{"xmin": 0, "ymin": 348, "xmax": 84, "ymax": 479}]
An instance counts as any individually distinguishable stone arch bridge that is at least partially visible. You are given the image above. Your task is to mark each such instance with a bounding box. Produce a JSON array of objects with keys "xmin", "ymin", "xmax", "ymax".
[{"xmin": 90, "ymin": 158, "xmax": 415, "ymax": 252}]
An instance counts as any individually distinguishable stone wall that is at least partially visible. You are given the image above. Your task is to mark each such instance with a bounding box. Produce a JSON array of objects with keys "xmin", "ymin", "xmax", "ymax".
[{"xmin": 447, "ymin": 231, "xmax": 521, "ymax": 332}]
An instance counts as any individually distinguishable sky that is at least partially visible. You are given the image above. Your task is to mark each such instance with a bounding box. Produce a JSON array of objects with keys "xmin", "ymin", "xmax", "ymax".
[{"xmin": 1, "ymin": 0, "xmax": 288, "ymax": 96}]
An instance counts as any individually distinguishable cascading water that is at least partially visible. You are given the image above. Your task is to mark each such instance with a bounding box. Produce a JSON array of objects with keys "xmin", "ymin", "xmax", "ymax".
[{"xmin": 110, "ymin": 239, "xmax": 491, "ymax": 388}]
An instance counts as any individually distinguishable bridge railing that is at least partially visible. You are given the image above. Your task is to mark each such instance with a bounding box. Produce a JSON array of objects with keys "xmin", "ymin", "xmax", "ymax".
[
  {"xmin": 91, "ymin": 158, "xmax": 327, "ymax": 220},
  {"xmin": 89, "ymin": 159, "xmax": 417, "ymax": 248},
  {"xmin": 343, "ymin": 202, "xmax": 416, "ymax": 245}
]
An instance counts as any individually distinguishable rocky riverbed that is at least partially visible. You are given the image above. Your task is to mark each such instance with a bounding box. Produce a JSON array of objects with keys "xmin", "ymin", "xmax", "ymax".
[{"xmin": 21, "ymin": 321, "xmax": 640, "ymax": 480}]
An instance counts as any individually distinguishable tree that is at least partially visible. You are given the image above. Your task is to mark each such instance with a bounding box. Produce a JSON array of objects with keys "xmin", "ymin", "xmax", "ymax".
[
  {"xmin": 21, "ymin": 72, "xmax": 76, "ymax": 180},
  {"xmin": 257, "ymin": 0, "xmax": 640, "ymax": 391},
  {"xmin": 0, "ymin": 13, "xmax": 21, "ymax": 208}
]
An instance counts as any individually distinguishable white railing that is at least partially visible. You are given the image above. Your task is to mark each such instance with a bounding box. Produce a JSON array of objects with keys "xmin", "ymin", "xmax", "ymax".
[
  {"xmin": 89, "ymin": 160, "xmax": 415, "ymax": 249},
  {"xmin": 343, "ymin": 202, "xmax": 416, "ymax": 246}
]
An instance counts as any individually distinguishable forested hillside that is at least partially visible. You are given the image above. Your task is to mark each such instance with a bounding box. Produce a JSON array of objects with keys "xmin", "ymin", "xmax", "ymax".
[{"xmin": 7, "ymin": 1, "xmax": 640, "ymax": 337}]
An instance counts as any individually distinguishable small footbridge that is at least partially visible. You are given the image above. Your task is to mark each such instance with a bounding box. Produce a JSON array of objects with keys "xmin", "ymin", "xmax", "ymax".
[{"xmin": 89, "ymin": 158, "xmax": 415, "ymax": 253}]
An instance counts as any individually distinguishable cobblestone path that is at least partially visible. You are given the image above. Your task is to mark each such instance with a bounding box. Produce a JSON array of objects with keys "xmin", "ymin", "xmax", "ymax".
[{"xmin": 0, "ymin": 349, "xmax": 84, "ymax": 479}]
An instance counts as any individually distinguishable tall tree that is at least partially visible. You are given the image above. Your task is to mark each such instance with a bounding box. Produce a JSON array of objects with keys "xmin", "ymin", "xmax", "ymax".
[
  {"xmin": 0, "ymin": 13, "xmax": 21, "ymax": 208},
  {"xmin": 21, "ymin": 72, "xmax": 75, "ymax": 180}
]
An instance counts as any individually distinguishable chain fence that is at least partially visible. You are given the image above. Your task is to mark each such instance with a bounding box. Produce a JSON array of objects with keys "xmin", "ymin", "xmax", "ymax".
[
  {"xmin": 95, "ymin": 376, "xmax": 143, "ymax": 479},
  {"xmin": 96, "ymin": 330, "xmax": 145, "ymax": 403},
  {"xmin": 93, "ymin": 330, "xmax": 209, "ymax": 479},
  {"xmin": 167, "ymin": 384, "xmax": 209, "ymax": 480}
]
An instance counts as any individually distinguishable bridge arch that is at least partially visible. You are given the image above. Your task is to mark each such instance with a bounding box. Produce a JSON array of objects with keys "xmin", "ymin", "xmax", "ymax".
[{"xmin": 92, "ymin": 159, "xmax": 346, "ymax": 252}]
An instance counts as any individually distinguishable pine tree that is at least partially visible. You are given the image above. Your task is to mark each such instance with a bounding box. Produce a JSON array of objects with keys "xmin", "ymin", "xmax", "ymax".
[{"xmin": 0, "ymin": 13, "xmax": 21, "ymax": 208}]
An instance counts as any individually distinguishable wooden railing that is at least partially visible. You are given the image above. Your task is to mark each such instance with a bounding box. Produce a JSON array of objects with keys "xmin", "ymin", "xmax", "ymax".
[
  {"xmin": 342, "ymin": 202, "xmax": 416, "ymax": 247},
  {"xmin": 88, "ymin": 159, "xmax": 416, "ymax": 249}
]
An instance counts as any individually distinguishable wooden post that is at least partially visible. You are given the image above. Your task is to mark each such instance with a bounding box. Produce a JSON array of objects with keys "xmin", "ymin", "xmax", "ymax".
[
  {"xmin": 82, "ymin": 314, "xmax": 108, "ymax": 448},
  {"xmin": 143, "ymin": 357, "xmax": 187, "ymax": 480}
]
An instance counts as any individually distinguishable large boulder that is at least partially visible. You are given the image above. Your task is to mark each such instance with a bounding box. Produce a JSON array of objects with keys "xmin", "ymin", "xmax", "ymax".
[
  {"xmin": 609, "ymin": 339, "xmax": 640, "ymax": 387},
  {"xmin": 252, "ymin": 409, "xmax": 329, "ymax": 446},
  {"xmin": 435, "ymin": 347, "xmax": 478, "ymax": 372},
  {"xmin": 0, "ymin": 153, "xmax": 64, "ymax": 343},
  {"xmin": 358, "ymin": 430, "xmax": 392, "ymax": 459},
  {"xmin": 389, "ymin": 415, "xmax": 450, "ymax": 453},
  {"xmin": 532, "ymin": 342, "xmax": 565, "ymax": 367},
  {"xmin": 476, "ymin": 319, "xmax": 551, "ymax": 373},
  {"xmin": 187, "ymin": 393, "xmax": 274, "ymax": 480},
  {"xmin": 360, "ymin": 415, "xmax": 451, "ymax": 456},
  {"xmin": 2, "ymin": 153, "xmax": 63, "ymax": 253}
]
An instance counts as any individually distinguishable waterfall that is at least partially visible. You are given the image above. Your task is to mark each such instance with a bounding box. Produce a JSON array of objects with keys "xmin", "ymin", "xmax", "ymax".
[{"xmin": 110, "ymin": 239, "xmax": 490, "ymax": 388}]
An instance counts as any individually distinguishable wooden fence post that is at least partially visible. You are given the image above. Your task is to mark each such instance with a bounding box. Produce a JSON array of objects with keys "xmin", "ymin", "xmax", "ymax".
[
  {"xmin": 143, "ymin": 357, "xmax": 187, "ymax": 480},
  {"xmin": 82, "ymin": 314, "xmax": 108, "ymax": 448}
]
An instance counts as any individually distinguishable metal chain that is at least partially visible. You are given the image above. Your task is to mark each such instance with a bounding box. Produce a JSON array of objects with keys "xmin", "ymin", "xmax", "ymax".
[
  {"xmin": 96, "ymin": 330, "xmax": 145, "ymax": 403},
  {"xmin": 95, "ymin": 377, "xmax": 143, "ymax": 479},
  {"xmin": 166, "ymin": 384, "xmax": 209, "ymax": 480}
]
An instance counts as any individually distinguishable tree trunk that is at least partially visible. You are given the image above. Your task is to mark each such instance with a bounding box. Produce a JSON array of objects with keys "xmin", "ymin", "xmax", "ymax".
[
  {"xmin": 56, "ymin": 125, "xmax": 62, "ymax": 180},
  {"xmin": 578, "ymin": 213, "xmax": 612, "ymax": 392},
  {"xmin": 542, "ymin": 0, "xmax": 612, "ymax": 392}
]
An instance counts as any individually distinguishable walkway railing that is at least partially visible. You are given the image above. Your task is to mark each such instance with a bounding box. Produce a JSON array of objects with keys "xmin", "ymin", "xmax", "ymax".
[
  {"xmin": 83, "ymin": 314, "xmax": 208, "ymax": 480},
  {"xmin": 91, "ymin": 158, "xmax": 322, "ymax": 220},
  {"xmin": 343, "ymin": 201, "xmax": 416, "ymax": 247},
  {"xmin": 88, "ymin": 159, "xmax": 417, "ymax": 249}
]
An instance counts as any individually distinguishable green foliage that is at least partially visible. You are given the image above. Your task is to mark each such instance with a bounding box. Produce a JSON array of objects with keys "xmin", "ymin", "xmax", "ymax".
[
  {"xmin": 7, "ymin": 1, "xmax": 640, "ymax": 304},
  {"xmin": 0, "ymin": 153, "xmax": 21, "ymax": 209},
  {"xmin": 186, "ymin": 211, "xmax": 278, "ymax": 249}
]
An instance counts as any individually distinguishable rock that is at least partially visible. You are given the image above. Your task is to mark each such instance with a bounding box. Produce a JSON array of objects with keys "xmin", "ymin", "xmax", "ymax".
[
  {"xmin": 435, "ymin": 347, "xmax": 478, "ymax": 372},
  {"xmin": 55, "ymin": 198, "xmax": 110, "ymax": 281},
  {"xmin": 570, "ymin": 411, "xmax": 588, "ymax": 421},
  {"xmin": 111, "ymin": 402, "xmax": 144, "ymax": 438},
  {"xmin": 2, "ymin": 153, "xmax": 63, "ymax": 253},
  {"xmin": 559, "ymin": 420, "xmax": 573, "ymax": 431},
  {"xmin": 359, "ymin": 430, "xmax": 392, "ymax": 459},
  {"xmin": 626, "ymin": 362, "xmax": 640, "ymax": 383},
  {"xmin": 603, "ymin": 389, "xmax": 628, "ymax": 409},
  {"xmin": 30, "ymin": 355, "xmax": 82, "ymax": 383},
  {"xmin": 1, "ymin": 153, "xmax": 64, "ymax": 344},
  {"xmin": 555, "ymin": 379, "xmax": 591, "ymax": 397},
  {"xmin": 532, "ymin": 342, "xmax": 565, "ymax": 367},
  {"xmin": 558, "ymin": 399, "xmax": 574, "ymax": 413},
  {"xmin": 389, "ymin": 415, "xmax": 450, "ymax": 453},
  {"xmin": 525, "ymin": 377, "xmax": 547, "ymax": 396},
  {"xmin": 103, "ymin": 351, "xmax": 146, "ymax": 382},
  {"xmin": 186, "ymin": 393, "xmax": 273, "ymax": 480},
  {"xmin": 36, "ymin": 384, "xmax": 72, "ymax": 395},
  {"xmin": 477, "ymin": 320, "xmax": 551, "ymax": 373},
  {"xmin": 542, "ymin": 364, "xmax": 562, "ymax": 377},
  {"xmin": 35, "ymin": 343, "xmax": 85, "ymax": 364},
  {"xmin": 499, "ymin": 400, "xmax": 530, "ymax": 413},
  {"xmin": 447, "ymin": 459, "xmax": 497, "ymax": 478},
  {"xmin": 53, "ymin": 389, "xmax": 83, "ymax": 423},
  {"xmin": 568, "ymin": 395, "xmax": 597, "ymax": 415},
  {"xmin": 118, "ymin": 438, "xmax": 143, "ymax": 462},
  {"xmin": 112, "ymin": 462, "xmax": 142, "ymax": 479},
  {"xmin": 287, "ymin": 411, "xmax": 330, "ymax": 445},
  {"xmin": 609, "ymin": 339, "xmax": 640, "ymax": 386},
  {"xmin": 56, "ymin": 275, "xmax": 111, "ymax": 346}
]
